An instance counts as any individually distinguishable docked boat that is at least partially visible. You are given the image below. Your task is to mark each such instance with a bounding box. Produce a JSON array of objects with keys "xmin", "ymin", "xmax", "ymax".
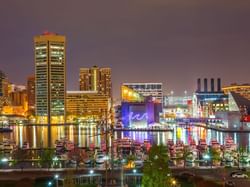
[
  {"xmin": 117, "ymin": 137, "xmax": 133, "ymax": 155},
  {"xmin": 55, "ymin": 137, "xmax": 75, "ymax": 154},
  {"xmin": 198, "ymin": 139, "xmax": 208, "ymax": 152},
  {"xmin": 224, "ymin": 136, "xmax": 237, "ymax": 151},
  {"xmin": 210, "ymin": 138, "xmax": 220, "ymax": 150},
  {"xmin": 0, "ymin": 138, "xmax": 16, "ymax": 154},
  {"xmin": 0, "ymin": 124, "xmax": 13, "ymax": 133}
]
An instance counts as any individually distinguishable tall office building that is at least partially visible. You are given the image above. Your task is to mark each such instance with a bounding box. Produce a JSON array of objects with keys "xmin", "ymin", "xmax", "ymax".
[
  {"xmin": 34, "ymin": 32, "xmax": 66, "ymax": 124},
  {"xmin": 0, "ymin": 70, "xmax": 8, "ymax": 113},
  {"xmin": 27, "ymin": 76, "xmax": 35, "ymax": 110},
  {"xmin": 79, "ymin": 66, "xmax": 112, "ymax": 97},
  {"xmin": 122, "ymin": 83, "xmax": 163, "ymax": 103},
  {"xmin": 0, "ymin": 70, "xmax": 8, "ymax": 97}
]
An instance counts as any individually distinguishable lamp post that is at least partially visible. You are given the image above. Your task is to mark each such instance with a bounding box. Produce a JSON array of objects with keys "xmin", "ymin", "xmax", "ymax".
[
  {"xmin": 203, "ymin": 154, "xmax": 210, "ymax": 167},
  {"xmin": 54, "ymin": 174, "xmax": 59, "ymax": 187},
  {"xmin": 133, "ymin": 169, "xmax": 137, "ymax": 185},
  {"xmin": 171, "ymin": 179, "xmax": 177, "ymax": 187},
  {"xmin": 104, "ymin": 155, "xmax": 109, "ymax": 186},
  {"xmin": 1, "ymin": 158, "xmax": 8, "ymax": 169},
  {"xmin": 121, "ymin": 159, "xmax": 126, "ymax": 187},
  {"xmin": 89, "ymin": 169, "xmax": 94, "ymax": 184},
  {"xmin": 48, "ymin": 181, "xmax": 52, "ymax": 187}
]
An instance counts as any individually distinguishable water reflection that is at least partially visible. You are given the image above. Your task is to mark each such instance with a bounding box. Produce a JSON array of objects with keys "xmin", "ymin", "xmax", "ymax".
[{"xmin": 0, "ymin": 125, "xmax": 249, "ymax": 150}]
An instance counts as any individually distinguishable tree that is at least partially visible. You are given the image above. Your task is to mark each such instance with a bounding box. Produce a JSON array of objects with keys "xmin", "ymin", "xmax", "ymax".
[
  {"xmin": 182, "ymin": 147, "xmax": 193, "ymax": 168},
  {"xmin": 238, "ymin": 146, "xmax": 247, "ymax": 168},
  {"xmin": 208, "ymin": 147, "xmax": 221, "ymax": 167},
  {"xmin": 142, "ymin": 144, "xmax": 172, "ymax": 187},
  {"xmin": 12, "ymin": 148, "xmax": 28, "ymax": 171},
  {"xmin": 39, "ymin": 149, "xmax": 55, "ymax": 170}
]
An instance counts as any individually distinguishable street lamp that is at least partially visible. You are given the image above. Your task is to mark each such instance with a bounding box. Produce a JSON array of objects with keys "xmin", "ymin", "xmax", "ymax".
[
  {"xmin": 133, "ymin": 169, "xmax": 137, "ymax": 174},
  {"xmin": 132, "ymin": 169, "xmax": 137, "ymax": 185},
  {"xmin": 1, "ymin": 158, "xmax": 8, "ymax": 168},
  {"xmin": 1, "ymin": 158, "xmax": 8, "ymax": 163},
  {"xmin": 48, "ymin": 181, "xmax": 52, "ymax": 186},
  {"xmin": 54, "ymin": 174, "xmax": 59, "ymax": 187},
  {"xmin": 89, "ymin": 169, "xmax": 94, "ymax": 184},
  {"xmin": 121, "ymin": 159, "xmax": 126, "ymax": 187},
  {"xmin": 172, "ymin": 179, "xmax": 176, "ymax": 186},
  {"xmin": 203, "ymin": 154, "xmax": 210, "ymax": 167},
  {"xmin": 89, "ymin": 169, "xmax": 94, "ymax": 174}
]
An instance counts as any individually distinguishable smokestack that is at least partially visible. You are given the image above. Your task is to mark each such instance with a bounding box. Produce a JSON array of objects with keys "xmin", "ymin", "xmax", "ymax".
[
  {"xmin": 217, "ymin": 78, "xmax": 221, "ymax": 92},
  {"xmin": 211, "ymin": 78, "xmax": 214, "ymax": 92},
  {"xmin": 204, "ymin": 78, "xmax": 208, "ymax": 92},
  {"xmin": 197, "ymin": 78, "xmax": 201, "ymax": 92}
]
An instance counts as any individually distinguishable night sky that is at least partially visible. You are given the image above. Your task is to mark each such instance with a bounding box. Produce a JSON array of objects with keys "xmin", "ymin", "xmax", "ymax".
[{"xmin": 1, "ymin": 0, "xmax": 250, "ymax": 99}]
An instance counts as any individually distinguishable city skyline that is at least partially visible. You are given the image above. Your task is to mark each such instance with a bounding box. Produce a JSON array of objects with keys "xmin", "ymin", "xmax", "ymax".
[{"xmin": 1, "ymin": 0, "xmax": 250, "ymax": 99}]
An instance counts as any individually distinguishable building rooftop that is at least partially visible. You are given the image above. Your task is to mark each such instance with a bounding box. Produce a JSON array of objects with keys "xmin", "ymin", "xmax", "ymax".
[{"xmin": 67, "ymin": 90, "xmax": 98, "ymax": 94}]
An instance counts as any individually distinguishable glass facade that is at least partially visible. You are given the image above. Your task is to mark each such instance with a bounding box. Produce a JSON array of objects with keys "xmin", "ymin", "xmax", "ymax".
[
  {"xmin": 123, "ymin": 83, "xmax": 163, "ymax": 103},
  {"xmin": 34, "ymin": 33, "xmax": 66, "ymax": 124}
]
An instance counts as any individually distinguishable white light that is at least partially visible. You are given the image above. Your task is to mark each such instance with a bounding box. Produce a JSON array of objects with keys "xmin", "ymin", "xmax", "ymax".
[
  {"xmin": 54, "ymin": 174, "xmax": 59, "ymax": 179},
  {"xmin": 48, "ymin": 181, "xmax": 52, "ymax": 186},
  {"xmin": 1, "ymin": 158, "xmax": 8, "ymax": 163},
  {"xmin": 103, "ymin": 156, "xmax": 109, "ymax": 160},
  {"xmin": 89, "ymin": 170, "xmax": 94, "ymax": 174},
  {"xmin": 133, "ymin": 169, "xmax": 137, "ymax": 173},
  {"xmin": 203, "ymin": 154, "xmax": 210, "ymax": 160}
]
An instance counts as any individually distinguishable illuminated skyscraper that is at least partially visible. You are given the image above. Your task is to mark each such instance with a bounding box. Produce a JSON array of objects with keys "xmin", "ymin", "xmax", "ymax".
[
  {"xmin": 0, "ymin": 70, "xmax": 6, "ymax": 97},
  {"xmin": 34, "ymin": 32, "xmax": 66, "ymax": 124},
  {"xmin": 27, "ymin": 76, "xmax": 35, "ymax": 110},
  {"xmin": 0, "ymin": 71, "xmax": 9, "ymax": 113},
  {"xmin": 79, "ymin": 66, "xmax": 112, "ymax": 97}
]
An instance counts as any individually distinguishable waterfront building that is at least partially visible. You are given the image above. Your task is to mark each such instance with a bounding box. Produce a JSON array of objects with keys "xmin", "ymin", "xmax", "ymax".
[
  {"xmin": 27, "ymin": 76, "xmax": 35, "ymax": 111},
  {"xmin": 194, "ymin": 78, "xmax": 228, "ymax": 118},
  {"xmin": 121, "ymin": 85, "xmax": 144, "ymax": 102},
  {"xmin": 1, "ymin": 84, "xmax": 28, "ymax": 116},
  {"xmin": 121, "ymin": 86, "xmax": 162, "ymax": 128},
  {"xmin": 66, "ymin": 91, "xmax": 111, "ymax": 122},
  {"xmin": 0, "ymin": 70, "xmax": 9, "ymax": 98},
  {"xmin": 9, "ymin": 85, "xmax": 27, "ymax": 106},
  {"xmin": 122, "ymin": 83, "xmax": 163, "ymax": 103},
  {"xmin": 161, "ymin": 95, "xmax": 193, "ymax": 123},
  {"xmin": 223, "ymin": 84, "xmax": 250, "ymax": 100},
  {"xmin": 34, "ymin": 32, "xmax": 66, "ymax": 124},
  {"xmin": 216, "ymin": 92, "xmax": 250, "ymax": 129},
  {"xmin": 0, "ymin": 71, "xmax": 9, "ymax": 113},
  {"xmin": 79, "ymin": 66, "xmax": 112, "ymax": 97},
  {"xmin": 0, "ymin": 70, "xmax": 7, "ymax": 97}
]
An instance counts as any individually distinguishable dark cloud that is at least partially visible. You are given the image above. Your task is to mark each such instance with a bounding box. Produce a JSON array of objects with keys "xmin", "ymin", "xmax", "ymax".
[{"xmin": 0, "ymin": 0, "xmax": 250, "ymax": 99}]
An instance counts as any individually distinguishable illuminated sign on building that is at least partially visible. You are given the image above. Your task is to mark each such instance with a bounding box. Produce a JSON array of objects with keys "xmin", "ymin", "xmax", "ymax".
[{"xmin": 129, "ymin": 112, "xmax": 148, "ymax": 121}]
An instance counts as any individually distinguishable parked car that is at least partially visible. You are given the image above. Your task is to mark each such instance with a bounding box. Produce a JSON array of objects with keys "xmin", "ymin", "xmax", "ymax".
[
  {"xmin": 231, "ymin": 173, "xmax": 248, "ymax": 178},
  {"xmin": 230, "ymin": 171, "xmax": 240, "ymax": 177}
]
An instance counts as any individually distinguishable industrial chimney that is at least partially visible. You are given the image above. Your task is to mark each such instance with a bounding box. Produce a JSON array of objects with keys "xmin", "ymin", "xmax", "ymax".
[
  {"xmin": 217, "ymin": 78, "xmax": 221, "ymax": 92},
  {"xmin": 211, "ymin": 78, "xmax": 214, "ymax": 92},
  {"xmin": 204, "ymin": 78, "xmax": 208, "ymax": 92},
  {"xmin": 197, "ymin": 78, "xmax": 201, "ymax": 92}
]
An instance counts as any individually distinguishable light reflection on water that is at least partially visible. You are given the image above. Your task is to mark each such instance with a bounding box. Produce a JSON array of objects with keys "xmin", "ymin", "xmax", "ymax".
[{"xmin": 0, "ymin": 125, "xmax": 249, "ymax": 150}]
